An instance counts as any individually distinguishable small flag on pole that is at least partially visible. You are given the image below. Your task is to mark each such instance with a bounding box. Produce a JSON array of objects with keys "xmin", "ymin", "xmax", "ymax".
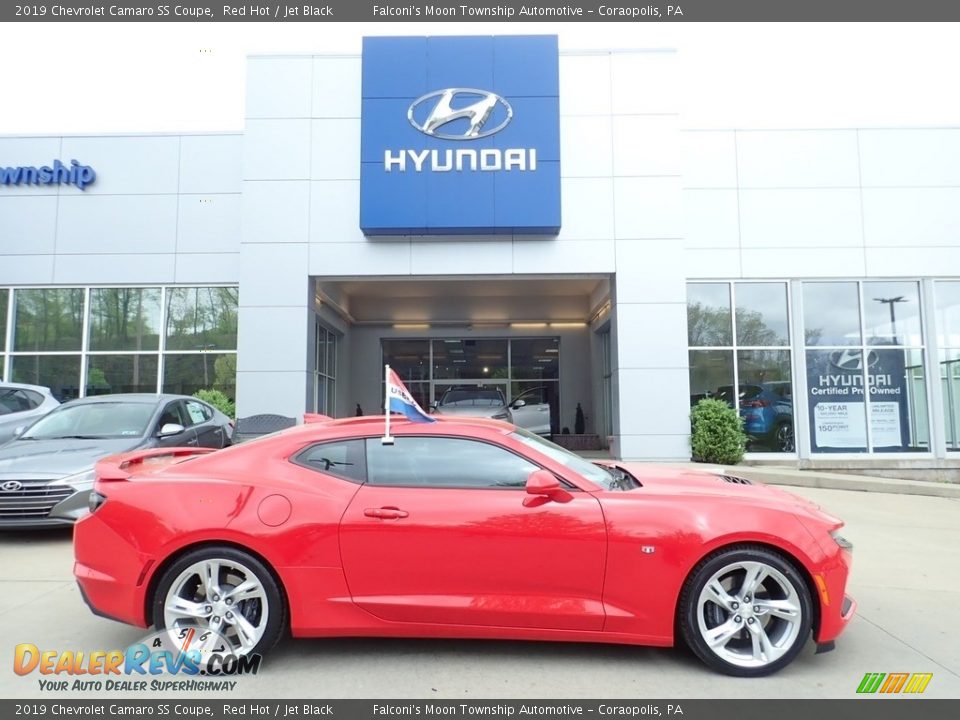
[{"xmin": 383, "ymin": 364, "xmax": 435, "ymax": 444}]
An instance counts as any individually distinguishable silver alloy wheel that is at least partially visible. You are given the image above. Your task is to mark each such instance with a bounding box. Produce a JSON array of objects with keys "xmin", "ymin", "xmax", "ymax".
[
  {"xmin": 163, "ymin": 558, "xmax": 269, "ymax": 656},
  {"xmin": 696, "ymin": 560, "xmax": 803, "ymax": 669},
  {"xmin": 776, "ymin": 423, "xmax": 795, "ymax": 452}
]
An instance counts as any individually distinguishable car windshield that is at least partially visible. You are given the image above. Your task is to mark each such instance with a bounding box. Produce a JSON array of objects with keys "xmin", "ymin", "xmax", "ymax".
[
  {"xmin": 509, "ymin": 428, "xmax": 618, "ymax": 490},
  {"xmin": 21, "ymin": 402, "xmax": 155, "ymax": 440},
  {"xmin": 438, "ymin": 389, "xmax": 505, "ymax": 407}
]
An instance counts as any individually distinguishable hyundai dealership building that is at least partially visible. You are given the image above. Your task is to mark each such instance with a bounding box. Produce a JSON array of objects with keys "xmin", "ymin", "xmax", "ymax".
[{"xmin": 2, "ymin": 35, "xmax": 960, "ymax": 475}]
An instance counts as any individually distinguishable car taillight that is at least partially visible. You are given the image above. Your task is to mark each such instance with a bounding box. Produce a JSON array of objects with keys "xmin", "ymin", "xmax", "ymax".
[{"xmin": 742, "ymin": 400, "xmax": 771, "ymax": 408}]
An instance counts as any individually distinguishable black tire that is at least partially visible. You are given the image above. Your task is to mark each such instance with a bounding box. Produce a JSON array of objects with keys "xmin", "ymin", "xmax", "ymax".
[
  {"xmin": 774, "ymin": 421, "xmax": 795, "ymax": 452},
  {"xmin": 679, "ymin": 545, "xmax": 813, "ymax": 677},
  {"xmin": 152, "ymin": 546, "xmax": 286, "ymax": 658}
]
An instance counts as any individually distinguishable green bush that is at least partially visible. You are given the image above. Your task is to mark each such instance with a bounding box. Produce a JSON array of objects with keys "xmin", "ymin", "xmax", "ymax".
[
  {"xmin": 194, "ymin": 389, "xmax": 236, "ymax": 420},
  {"xmin": 690, "ymin": 398, "xmax": 746, "ymax": 465}
]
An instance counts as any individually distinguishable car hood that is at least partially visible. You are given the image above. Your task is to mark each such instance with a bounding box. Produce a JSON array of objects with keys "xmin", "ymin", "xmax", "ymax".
[
  {"xmin": 0, "ymin": 438, "xmax": 148, "ymax": 478},
  {"xmin": 435, "ymin": 406, "xmax": 507, "ymax": 418},
  {"xmin": 611, "ymin": 462, "xmax": 839, "ymax": 522}
]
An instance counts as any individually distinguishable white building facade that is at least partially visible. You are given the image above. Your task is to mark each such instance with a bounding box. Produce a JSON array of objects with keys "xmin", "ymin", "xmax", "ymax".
[{"xmin": 1, "ymin": 36, "xmax": 959, "ymax": 475}]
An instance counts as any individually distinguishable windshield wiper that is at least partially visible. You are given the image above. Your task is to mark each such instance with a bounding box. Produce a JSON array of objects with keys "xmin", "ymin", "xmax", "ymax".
[{"xmin": 47, "ymin": 435, "xmax": 105, "ymax": 440}]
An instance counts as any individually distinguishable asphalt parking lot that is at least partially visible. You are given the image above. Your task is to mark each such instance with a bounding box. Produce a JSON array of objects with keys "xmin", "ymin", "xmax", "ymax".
[{"xmin": 1, "ymin": 485, "xmax": 958, "ymax": 700}]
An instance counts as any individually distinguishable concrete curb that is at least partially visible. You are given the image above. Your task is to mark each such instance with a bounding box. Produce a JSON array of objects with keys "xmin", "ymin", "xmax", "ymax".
[{"xmin": 665, "ymin": 463, "xmax": 960, "ymax": 499}]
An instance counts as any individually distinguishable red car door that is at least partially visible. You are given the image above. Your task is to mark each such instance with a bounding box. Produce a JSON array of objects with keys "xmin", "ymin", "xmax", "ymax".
[{"xmin": 338, "ymin": 435, "xmax": 607, "ymax": 631}]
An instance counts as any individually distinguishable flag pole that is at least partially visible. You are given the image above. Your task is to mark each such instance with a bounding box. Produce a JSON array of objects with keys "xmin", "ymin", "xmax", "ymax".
[{"xmin": 382, "ymin": 364, "xmax": 394, "ymax": 445}]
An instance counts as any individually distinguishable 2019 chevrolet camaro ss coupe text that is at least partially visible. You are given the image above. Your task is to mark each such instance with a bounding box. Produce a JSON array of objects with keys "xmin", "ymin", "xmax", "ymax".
[{"xmin": 74, "ymin": 416, "xmax": 855, "ymax": 676}]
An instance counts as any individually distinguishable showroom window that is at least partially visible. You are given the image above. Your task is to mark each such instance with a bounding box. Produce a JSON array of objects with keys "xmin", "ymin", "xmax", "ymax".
[
  {"xmin": 9, "ymin": 288, "xmax": 85, "ymax": 399},
  {"xmin": 315, "ymin": 323, "xmax": 338, "ymax": 416},
  {"xmin": 382, "ymin": 337, "xmax": 561, "ymax": 434},
  {"xmin": 935, "ymin": 281, "xmax": 960, "ymax": 451},
  {"xmin": 687, "ymin": 282, "xmax": 795, "ymax": 453},
  {"xmin": 802, "ymin": 281, "xmax": 929, "ymax": 454},
  {"xmin": 162, "ymin": 287, "xmax": 238, "ymax": 400},
  {"xmin": 0, "ymin": 286, "xmax": 237, "ymax": 403},
  {"xmin": 0, "ymin": 288, "xmax": 7, "ymax": 379}
]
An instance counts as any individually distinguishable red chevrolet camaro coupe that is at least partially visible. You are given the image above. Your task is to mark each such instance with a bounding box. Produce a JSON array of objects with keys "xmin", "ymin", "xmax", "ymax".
[{"xmin": 74, "ymin": 416, "xmax": 855, "ymax": 676}]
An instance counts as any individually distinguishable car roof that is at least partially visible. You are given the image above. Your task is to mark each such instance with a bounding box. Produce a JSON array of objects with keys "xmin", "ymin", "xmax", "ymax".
[
  {"xmin": 275, "ymin": 414, "xmax": 515, "ymax": 439},
  {"xmin": 0, "ymin": 382, "xmax": 54, "ymax": 394},
  {"xmin": 60, "ymin": 393, "xmax": 197, "ymax": 407}
]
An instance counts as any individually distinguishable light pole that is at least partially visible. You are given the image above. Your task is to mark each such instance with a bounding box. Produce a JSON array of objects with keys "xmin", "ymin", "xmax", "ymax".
[{"xmin": 873, "ymin": 296, "xmax": 907, "ymax": 345}]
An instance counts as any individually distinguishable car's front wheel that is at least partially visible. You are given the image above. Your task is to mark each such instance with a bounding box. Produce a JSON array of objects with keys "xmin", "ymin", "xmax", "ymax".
[
  {"xmin": 153, "ymin": 546, "xmax": 285, "ymax": 657},
  {"xmin": 679, "ymin": 546, "xmax": 813, "ymax": 676}
]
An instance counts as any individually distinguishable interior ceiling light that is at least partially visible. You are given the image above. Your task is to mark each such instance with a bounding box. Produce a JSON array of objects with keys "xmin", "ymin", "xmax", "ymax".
[
  {"xmin": 510, "ymin": 323, "xmax": 547, "ymax": 328},
  {"xmin": 393, "ymin": 323, "xmax": 430, "ymax": 329}
]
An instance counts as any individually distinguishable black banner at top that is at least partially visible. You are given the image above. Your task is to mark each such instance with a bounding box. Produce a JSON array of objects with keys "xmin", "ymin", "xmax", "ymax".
[{"xmin": 4, "ymin": 0, "xmax": 960, "ymax": 23}]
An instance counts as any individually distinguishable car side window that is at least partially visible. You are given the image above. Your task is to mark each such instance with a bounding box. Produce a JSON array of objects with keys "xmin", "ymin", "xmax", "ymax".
[
  {"xmin": 185, "ymin": 400, "xmax": 212, "ymax": 425},
  {"xmin": 22, "ymin": 390, "xmax": 44, "ymax": 410},
  {"xmin": 516, "ymin": 386, "xmax": 545, "ymax": 404},
  {"xmin": 0, "ymin": 389, "xmax": 42, "ymax": 415},
  {"xmin": 0, "ymin": 391, "xmax": 21, "ymax": 415},
  {"xmin": 157, "ymin": 401, "xmax": 189, "ymax": 431},
  {"xmin": 293, "ymin": 440, "xmax": 366, "ymax": 484},
  {"xmin": 366, "ymin": 436, "xmax": 539, "ymax": 489}
]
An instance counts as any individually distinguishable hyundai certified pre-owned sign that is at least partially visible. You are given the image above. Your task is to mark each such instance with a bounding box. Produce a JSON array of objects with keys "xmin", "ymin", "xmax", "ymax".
[{"xmin": 360, "ymin": 35, "xmax": 561, "ymax": 236}]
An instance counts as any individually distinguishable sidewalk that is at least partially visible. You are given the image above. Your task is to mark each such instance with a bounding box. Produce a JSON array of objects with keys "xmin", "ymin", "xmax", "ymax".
[{"xmin": 578, "ymin": 451, "xmax": 960, "ymax": 499}]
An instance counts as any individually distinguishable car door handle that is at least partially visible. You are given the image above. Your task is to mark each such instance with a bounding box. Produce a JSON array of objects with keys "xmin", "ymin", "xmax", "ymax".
[
  {"xmin": 186, "ymin": 438, "xmax": 199, "ymax": 446},
  {"xmin": 364, "ymin": 507, "xmax": 409, "ymax": 520}
]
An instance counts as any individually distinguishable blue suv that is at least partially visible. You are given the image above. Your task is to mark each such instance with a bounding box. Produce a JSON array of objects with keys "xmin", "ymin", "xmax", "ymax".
[{"xmin": 715, "ymin": 382, "xmax": 794, "ymax": 452}]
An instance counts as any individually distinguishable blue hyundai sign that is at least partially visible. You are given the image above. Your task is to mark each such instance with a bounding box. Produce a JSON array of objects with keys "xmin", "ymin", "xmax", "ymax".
[{"xmin": 360, "ymin": 35, "xmax": 561, "ymax": 236}]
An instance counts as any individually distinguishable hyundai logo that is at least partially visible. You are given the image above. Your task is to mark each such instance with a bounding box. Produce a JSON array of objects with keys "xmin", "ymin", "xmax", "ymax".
[
  {"xmin": 0, "ymin": 480, "xmax": 23, "ymax": 492},
  {"xmin": 408, "ymin": 89, "xmax": 513, "ymax": 140},
  {"xmin": 829, "ymin": 349, "xmax": 880, "ymax": 372}
]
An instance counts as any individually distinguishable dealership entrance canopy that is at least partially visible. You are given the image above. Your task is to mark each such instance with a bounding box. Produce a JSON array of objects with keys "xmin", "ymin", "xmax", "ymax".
[{"xmin": 2, "ymin": 34, "xmax": 960, "ymax": 473}]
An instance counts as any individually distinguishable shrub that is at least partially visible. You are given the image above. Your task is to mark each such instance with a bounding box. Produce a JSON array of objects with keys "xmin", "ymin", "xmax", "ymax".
[
  {"xmin": 194, "ymin": 389, "xmax": 236, "ymax": 420},
  {"xmin": 690, "ymin": 398, "xmax": 746, "ymax": 465}
]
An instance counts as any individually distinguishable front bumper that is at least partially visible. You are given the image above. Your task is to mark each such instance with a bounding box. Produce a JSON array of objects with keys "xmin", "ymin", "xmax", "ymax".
[
  {"xmin": 814, "ymin": 547, "xmax": 856, "ymax": 644},
  {"xmin": 0, "ymin": 483, "xmax": 90, "ymax": 529}
]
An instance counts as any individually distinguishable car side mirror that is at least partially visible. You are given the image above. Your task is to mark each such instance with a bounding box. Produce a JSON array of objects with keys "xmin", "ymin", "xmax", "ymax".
[
  {"xmin": 511, "ymin": 399, "xmax": 526, "ymax": 409},
  {"xmin": 523, "ymin": 469, "xmax": 572, "ymax": 506},
  {"xmin": 158, "ymin": 423, "xmax": 185, "ymax": 437}
]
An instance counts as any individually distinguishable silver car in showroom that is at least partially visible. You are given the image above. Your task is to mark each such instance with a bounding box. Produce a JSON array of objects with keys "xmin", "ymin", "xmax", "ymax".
[
  {"xmin": 0, "ymin": 394, "xmax": 233, "ymax": 529},
  {"xmin": 433, "ymin": 385, "xmax": 552, "ymax": 435}
]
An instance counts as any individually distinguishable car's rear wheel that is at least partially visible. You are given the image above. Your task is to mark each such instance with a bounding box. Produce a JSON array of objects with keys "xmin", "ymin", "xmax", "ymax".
[
  {"xmin": 775, "ymin": 421, "xmax": 795, "ymax": 452},
  {"xmin": 679, "ymin": 546, "xmax": 812, "ymax": 676},
  {"xmin": 153, "ymin": 546, "xmax": 285, "ymax": 657}
]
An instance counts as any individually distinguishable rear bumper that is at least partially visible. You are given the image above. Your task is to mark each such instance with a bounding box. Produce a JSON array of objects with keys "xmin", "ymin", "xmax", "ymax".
[{"xmin": 73, "ymin": 513, "xmax": 151, "ymax": 628}]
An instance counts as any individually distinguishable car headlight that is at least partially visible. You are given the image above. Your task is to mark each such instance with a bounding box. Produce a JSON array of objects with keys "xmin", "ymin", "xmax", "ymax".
[
  {"xmin": 50, "ymin": 469, "xmax": 96, "ymax": 490},
  {"xmin": 830, "ymin": 529, "xmax": 853, "ymax": 550}
]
